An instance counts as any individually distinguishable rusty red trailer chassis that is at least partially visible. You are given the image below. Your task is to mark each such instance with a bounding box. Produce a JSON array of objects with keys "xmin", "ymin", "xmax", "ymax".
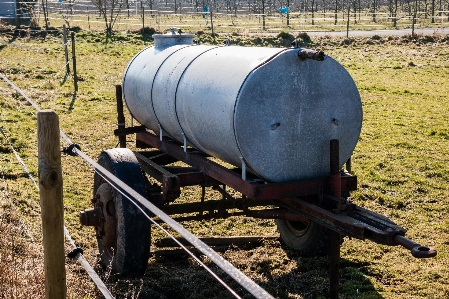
[
  {"xmin": 113, "ymin": 80, "xmax": 435, "ymax": 258},
  {"xmin": 125, "ymin": 127, "xmax": 435, "ymax": 258}
]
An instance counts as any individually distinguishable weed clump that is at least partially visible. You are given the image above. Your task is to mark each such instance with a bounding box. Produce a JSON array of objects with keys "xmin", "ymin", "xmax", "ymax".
[
  {"xmin": 420, "ymin": 35, "xmax": 435, "ymax": 43},
  {"xmin": 277, "ymin": 31, "xmax": 295, "ymax": 47},
  {"xmin": 277, "ymin": 31, "xmax": 294, "ymax": 40},
  {"xmin": 297, "ymin": 32, "xmax": 312, "ymax": 45},
  {"xmin": 341, "ymin": 38, "xmax": 355, "ymax": 46}
]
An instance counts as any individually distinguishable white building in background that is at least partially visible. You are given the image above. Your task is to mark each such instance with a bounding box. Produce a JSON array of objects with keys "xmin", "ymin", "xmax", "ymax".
[{"xmin": 0, "ymin": 0, "xmax": 16, "ymax": 20}]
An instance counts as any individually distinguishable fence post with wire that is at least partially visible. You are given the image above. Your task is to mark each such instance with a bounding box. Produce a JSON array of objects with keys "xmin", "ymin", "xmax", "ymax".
[
  {"xmin": 37, "ymin": 109, "xmax": 67, "ymax": 299},
  {"xmin": 71, "ymin": 31, "xmax": 78, "ymax": 92},
  {"xmin": 62, "ymin": 24, "xmax": 70, "ymax": 77}
]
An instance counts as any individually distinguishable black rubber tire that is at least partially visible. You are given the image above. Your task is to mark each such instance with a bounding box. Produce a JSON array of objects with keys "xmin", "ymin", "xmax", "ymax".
[
  {"xmin": 93, "ymin": 148, "xmax": 150, "ymax": 275},
  {"xmin": 275, "ymin": 218, "xmax": 336, "ymax": 256}
]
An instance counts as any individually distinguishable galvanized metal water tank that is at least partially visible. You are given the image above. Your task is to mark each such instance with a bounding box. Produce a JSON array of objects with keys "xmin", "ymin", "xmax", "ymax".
[{"xmin": 122, "ymin": 31, "xmax": 362, "ymax": 182}]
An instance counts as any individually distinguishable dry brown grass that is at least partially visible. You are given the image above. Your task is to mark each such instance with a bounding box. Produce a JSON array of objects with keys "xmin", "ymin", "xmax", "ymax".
[
  {"xmin": 0, "ymin": 185, "xmax": 45, "ymax": 298},
  {"xmin": 0, "ymin": 180, "xmax": 103, "ymax": 299}
]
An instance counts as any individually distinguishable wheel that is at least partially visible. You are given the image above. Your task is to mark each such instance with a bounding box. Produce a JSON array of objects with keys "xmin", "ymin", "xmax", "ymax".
[
  {"xmin": 93, "ymin": 148, "xmax": 150, "ymax": 275},
  {"xmin": 275, "ymin": 218, "xmax": 337, "ymax": 256}
]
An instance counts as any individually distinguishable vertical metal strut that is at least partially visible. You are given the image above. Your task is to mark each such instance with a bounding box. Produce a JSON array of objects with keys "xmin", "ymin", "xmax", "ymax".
[
  {"xmin": 116, "ymin": 85, "xmax": 126, "ymax": 148},
  {"xmin": 329, "ymin": 139, "xmax": 341, "ymax": 299}
]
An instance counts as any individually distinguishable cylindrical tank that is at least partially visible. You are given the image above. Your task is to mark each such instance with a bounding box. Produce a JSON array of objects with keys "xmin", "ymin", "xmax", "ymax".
[{"xmin": 123, "ymin": 32, "xmax": 362, "ymax": 183}]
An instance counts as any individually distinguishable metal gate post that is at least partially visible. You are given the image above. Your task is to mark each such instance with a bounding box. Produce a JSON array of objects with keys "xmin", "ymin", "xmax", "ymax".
[{"xmin": 116, "ymin": 85, "xmax": 127, "ymax": 148}]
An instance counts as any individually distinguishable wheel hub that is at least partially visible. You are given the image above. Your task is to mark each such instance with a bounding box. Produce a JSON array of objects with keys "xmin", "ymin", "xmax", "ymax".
[
  {"xmin": 285, "ymin": 220, "xmax": 311, "ymax": 237},
  {"xmin": 79, "ymin": 183, "xmax": 117, "ymax": 250}
]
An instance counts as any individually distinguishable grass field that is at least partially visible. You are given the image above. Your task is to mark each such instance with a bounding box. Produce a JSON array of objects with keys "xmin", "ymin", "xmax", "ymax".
[{"xmin": 0, "ymin": 26, "xmax": 449, "ymax": 299}]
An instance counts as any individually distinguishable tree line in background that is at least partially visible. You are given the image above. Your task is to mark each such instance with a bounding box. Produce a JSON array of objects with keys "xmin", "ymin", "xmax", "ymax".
[
  {"xmin": 69, "ymin": 0, "xmax": 449, "ymax": 23},
  {"xmin": 7, "ymin": 0, "xmax": 449, "ymax": 35}
]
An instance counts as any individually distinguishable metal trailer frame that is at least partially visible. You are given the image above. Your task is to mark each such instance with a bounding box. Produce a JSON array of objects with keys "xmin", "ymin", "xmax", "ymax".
[{"xmin": 111, "ymin": 84, "xmax": 435, "ymax": 297}]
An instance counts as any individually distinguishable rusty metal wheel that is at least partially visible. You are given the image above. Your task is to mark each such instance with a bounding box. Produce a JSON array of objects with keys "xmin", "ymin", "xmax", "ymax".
[
  {"xmin": 92, "ymin": 148, "xmax": 150, "ymax": 275},
  {"xmin": 275, "ymin": 219, "xmax": 336, "ymax": 256}
]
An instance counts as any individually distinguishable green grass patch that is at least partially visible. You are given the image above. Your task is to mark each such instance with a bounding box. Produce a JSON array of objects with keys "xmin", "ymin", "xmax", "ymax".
[{"xmin": 1, "ymin": 29, "xmax": 449, "ymax": 298}]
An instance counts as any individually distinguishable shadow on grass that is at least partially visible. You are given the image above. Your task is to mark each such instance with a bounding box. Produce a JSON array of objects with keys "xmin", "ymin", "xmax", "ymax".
[
  {"xmin": 60, "ymin": 72, "xmax": 70, "ymax": 86},
  {"xmin": 96, "ymin": 242, "xmax": 384, "ymax": 299},
  {"xmin": 0, "ymin": 32, "xmax": 18, "ymax": 53},
  {"xmin": 262, "ymin": 249, "xmax": 385, "ymax": 299},
  {"xmin": 69, "ymin": 91, "xmax": 76, "ymax": 111}
]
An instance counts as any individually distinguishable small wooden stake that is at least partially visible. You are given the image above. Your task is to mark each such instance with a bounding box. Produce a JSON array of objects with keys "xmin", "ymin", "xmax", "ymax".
[
  {"xmin": 62, "ymin": 25, "xmax": 70, "ymax": 76},
  {"xmin": 71, "ymin": 32, "xmax": 78, "ymax": 92},
  {"xmin": 38, "ymin": 110, "xmax": 66, "ymax": 299}
]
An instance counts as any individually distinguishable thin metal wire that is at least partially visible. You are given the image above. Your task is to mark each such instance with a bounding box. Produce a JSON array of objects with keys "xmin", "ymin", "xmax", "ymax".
[
  {"xmin": 0, "ymin": 73, "xmax": 41, "ymax": 112},
  {"xmin": 63, "ymin": 227, "xmax": 115, "ymax": 299},
  {"xmin": 0, "ymin": 73, "xmax": 74, "ymax": 145},
  {"xmin": 0, "ymin": 127, "xmax": 39, "ymax": 190},
  {"xmin": 0, "ymin": 173, "xmax": 40, "ymax": 251}
]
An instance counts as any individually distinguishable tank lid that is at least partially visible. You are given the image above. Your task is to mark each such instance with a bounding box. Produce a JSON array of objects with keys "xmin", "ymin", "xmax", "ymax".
[{"xmin": 153, "ymin": 28, "xmax": 195, "ymax": 51}]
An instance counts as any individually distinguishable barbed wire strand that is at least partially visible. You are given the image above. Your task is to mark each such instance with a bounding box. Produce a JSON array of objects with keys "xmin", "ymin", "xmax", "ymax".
[
  {"xmin": 0, "ymin": 73, "xmax": 41, "ymax": 112},
  {"xmin": 0, "ymin": 42, "xmax": 73, "ymax": 91},
  {"xmin": 1, "ymin": 72, "xmax": 275, "ymax": 298}
]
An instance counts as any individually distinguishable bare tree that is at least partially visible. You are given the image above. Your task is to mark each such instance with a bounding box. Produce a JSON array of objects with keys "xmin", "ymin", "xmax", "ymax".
[
  {"xmin": 232, "ymin": 0, "xmax": 239, "ymax": 16},
  {"xmin": 253, "ymin": 0, "xmax": 267, "ymax": 29},
  {"xmin": 146, "ymin": 0, "xmax": 156, "ymax": 14},
  {"xmin": 431, "ymin": 0, "xmax": 435, "ymax": 22},
  {"xmin": 334, "ymin": 0, "xmax": 338, "ymax": 24},
  {"xmin": 42, "ymin": 0, "xmax": 49, "ymax": 30},
  {"xmin": 388, "ymin": 0, "xmax": 399, "ymax": 26},
  {"xmin": 92, "ymin": 0, "xmax": 124, "ymax": 37},
  {"xmin": 310, "ymin": 0, "xmax": 315, "ymax": 24}
]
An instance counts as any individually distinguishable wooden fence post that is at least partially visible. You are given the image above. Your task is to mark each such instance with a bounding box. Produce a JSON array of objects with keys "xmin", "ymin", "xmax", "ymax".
[
  {"xmin": 71, "ymin": 32, "xmax": 78, "ymax": 92},
  {"xmin": 210, "ymin": 10, "xmax": 214, "ymax": 37},
  {"xmin": 62, "ymin": 25, "xmax": 70, "ymax": 76},
  {"xmin": 38, "ymin": 110, "xmax": 66, "ymax": 299}
]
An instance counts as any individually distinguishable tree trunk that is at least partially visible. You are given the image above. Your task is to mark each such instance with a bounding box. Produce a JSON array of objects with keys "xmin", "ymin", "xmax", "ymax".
[
  {"xmin": 42, "ymin": 0, "xmax": 49, "ymax": 30},
  {"xmin": 262, "ymin": 0, "xmax": 266, "ymax": 30},
  {"xmin": 393, "ymin": 0, "xmax": 398, "ymax": 26},
  {"xmin": 431, "ymin": 0, "xmax": 435, "ymax": 22},
  {"xmin": 346, "ymin": 0, "xmax": 350, "ymax": 37},
  {"xmin": 334, "ymin": 0, "xmax": 338, "ymax": 25},
  {"xmin": 311, "ymin": 0, "xmax": 315, "ymax": 25}
]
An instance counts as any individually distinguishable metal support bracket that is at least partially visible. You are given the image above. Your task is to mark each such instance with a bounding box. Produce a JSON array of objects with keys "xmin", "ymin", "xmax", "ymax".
[{"xmin": 240, "ymin": 156, "xmax": 246, "ymax": 181}]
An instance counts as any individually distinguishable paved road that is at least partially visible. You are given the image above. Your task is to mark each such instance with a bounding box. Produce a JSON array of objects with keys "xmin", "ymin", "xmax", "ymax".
[
  {"xmin": 304, "ymin": 27, "xmax": 448, "ymax": 37},
  {"xmin": 253, "ymin": 27, "xmax": 449, "ymax": 37}
]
